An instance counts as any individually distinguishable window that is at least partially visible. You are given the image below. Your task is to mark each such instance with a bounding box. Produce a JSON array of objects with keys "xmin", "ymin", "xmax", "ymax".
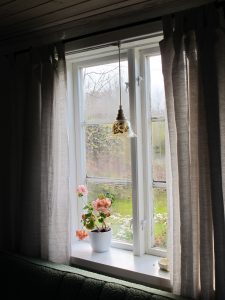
[
  {"xmin": 148, "ymin": 55, "xmax": 167, "ymax": 252},
  {"xmin": 82, "ymin": 59, "xmax": 133, "ymax": 248},
  {"xmin": 67, "ymin": 36, "xmax": 168, "ymax": 257}
]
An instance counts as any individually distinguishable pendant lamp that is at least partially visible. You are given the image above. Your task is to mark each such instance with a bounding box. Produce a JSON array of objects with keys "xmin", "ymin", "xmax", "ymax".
[{"xmin": 112, "ymin": 42, "xmax": 136, "ymax": 138}]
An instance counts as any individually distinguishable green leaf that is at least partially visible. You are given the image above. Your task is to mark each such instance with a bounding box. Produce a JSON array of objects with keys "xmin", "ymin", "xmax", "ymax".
[
  {"xmin": 85, "ymin": 213, "xmax": 92, "ymax": 217},
  {"xmin": 99, "ymin": 212, "xmax": 106, "ymax": 218}
]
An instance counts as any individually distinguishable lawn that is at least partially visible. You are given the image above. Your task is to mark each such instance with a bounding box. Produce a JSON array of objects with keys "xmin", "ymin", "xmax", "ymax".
[
  {"xmin": 153, "ymin": 188, "xmax": 167, "ymax": 248},
  {"xmin": 110, "ymin": 188, "xmax": 167, "ymax": 248},
  {"xmin": 86, "ymin": 182, "xmax": 167, "ymax": 249}
]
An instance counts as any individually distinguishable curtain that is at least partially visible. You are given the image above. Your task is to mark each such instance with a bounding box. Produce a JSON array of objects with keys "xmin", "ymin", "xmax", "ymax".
[
  {"xmin": 160, "ymin": 5, "xmax": 225, "ymax": 300},
  {"xmin": 0, "ymin": 44, "xmax": 70, "ymax": 264}
]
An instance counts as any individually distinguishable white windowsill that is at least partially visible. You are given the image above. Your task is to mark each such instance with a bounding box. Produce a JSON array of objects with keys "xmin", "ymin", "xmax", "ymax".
[{"xmin": 70, "ymin": 241, "xmax": 170, "ymax": 291}]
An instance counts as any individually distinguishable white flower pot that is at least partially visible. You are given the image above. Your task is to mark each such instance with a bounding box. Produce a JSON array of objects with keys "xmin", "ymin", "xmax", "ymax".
[{"xmin": 89, "ymin": 229, "xmax": 112, "ymax": 253}]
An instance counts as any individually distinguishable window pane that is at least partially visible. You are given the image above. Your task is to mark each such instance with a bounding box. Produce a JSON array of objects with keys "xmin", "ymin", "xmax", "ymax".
[
  {"xmin": 86, "ymin": 124, "xmax": 131, "ymax": 179},
  {"xmin": 153, "ymin": 188, "xmax": 168, "ymax": 249},
  {"xmin": 152, "ymin": 121, "xmax": 166, "ymax": 182},
  {"xmin": 87, "ymin": 182, "xmax": 133, "ymax": 244},
  {"xmin": 83, "ymin": 61, "xmax": 130, "ymax": 123},
  {"xmin": 149, "ymin": 56, "xmax": 165, "ymax": 117}
]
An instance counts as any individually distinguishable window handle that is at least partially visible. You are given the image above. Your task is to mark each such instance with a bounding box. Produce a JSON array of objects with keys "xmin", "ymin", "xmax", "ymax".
[
  {"xmin": 125, "ymin": 82, "xmax": 129, "ymax": 92},
  {"xmin": 129, "ymin": 218, "xmax": 133, "ymax": 229},
  {"xmin": 136, "ymin": 75, "xmax": 143, "ymax": 86},
  {"xmin": 141, "ymin": 219, "xmax": 147, "ymax": 230}
]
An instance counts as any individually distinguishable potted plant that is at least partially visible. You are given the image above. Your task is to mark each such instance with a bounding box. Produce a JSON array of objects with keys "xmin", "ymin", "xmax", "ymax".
[{"xmin": 75, "ymin": 185, "xmax": 114, "ymax": 252}]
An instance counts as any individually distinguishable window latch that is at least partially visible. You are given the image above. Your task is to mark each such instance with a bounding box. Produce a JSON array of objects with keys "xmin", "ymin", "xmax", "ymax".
[
  {"xmin": 136, "ymin": 75, "xmax": 143, "ymax": 86},
  {"xmin": 125, "ymin": 82, "xmax": 129, "ymax": 92},
  {"xmin": 129, "ymin": 218, "xmax": 133, "ymax": 229},
  {"xmin": 141, "ymin": 219, "xmax": 147, "ymax": 230}
]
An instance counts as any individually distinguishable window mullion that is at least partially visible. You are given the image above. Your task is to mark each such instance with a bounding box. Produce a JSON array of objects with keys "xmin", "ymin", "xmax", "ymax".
[
  {"xmin": 77, "ymin": 66, "xmax": 87, "ymax": 184},
  {"xmin": 151, "ymin": 117, "xmax": 165, "ymax": 122},
  {"xmin": 128, "ymin": 48, "xmax": 145, "ymax": 256},
  {"xmin": 153, "ymin": 181, "xmax": 167, "ymax": 188},
  {"xmin": 74, "ymin": 65, "xmax": 87, "ymax": 229},
  {"xmin": 148, "ymin": 54, "xmax": 168, "ymax": 256},
  {"xmin": 86, "ymin": 177, "xmax": 131, "ymax": 184},
  {"xmin": 67, "ymin": 62, "xmax": 78, "ymax": 245},
  {"xmin": 140, "ymin": 51, "xmax": 155, "ymax": 255}
]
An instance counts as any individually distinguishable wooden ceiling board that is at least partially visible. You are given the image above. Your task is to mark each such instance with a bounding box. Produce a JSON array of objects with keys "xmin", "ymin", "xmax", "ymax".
[
  {"xmin": 0, "ymin": 0, "xmax": 15, "ymax": 6},
  {"xmin": 0, "ymin": 0, "xmax": 217, "ymax": 53},
  {"xmin": 0, "ymin": 0, "xmax": 164, "ymax": 50},
  {"xmin": 0, "ymin": 0, "xmax": 151, "ymax": 37},
  {"xmin": 0, "ymin": 0, "xmax": 52, "ymax": 18},
  {"xmin": 0, "ymin": 0, "xmax": 88, "ymax": 22},
  {"xmin": 0, "ymin": 0, "xmax": 115, "ymax": 27}
]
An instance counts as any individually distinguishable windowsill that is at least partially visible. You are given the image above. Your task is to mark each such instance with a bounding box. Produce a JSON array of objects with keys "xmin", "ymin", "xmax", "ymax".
[{"xmin": 70, "ymin": 241, "xmax": 170, "ymax": 291}]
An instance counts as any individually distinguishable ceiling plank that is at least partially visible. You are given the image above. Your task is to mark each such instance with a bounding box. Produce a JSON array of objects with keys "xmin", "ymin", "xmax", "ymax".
[
  {"xmin": 0, "ymin": 0, "xmax": 153, "ymax": 37},
  {"xmin": 0, "ymin": 0, "xmax": 53, "ymax": 17},
  {"xmin": 0, "ymin": 0, "xmax": 92, "ymax": 20},
  {"xmin": 0, "ymin": 0, "xmax": 15, "ymax": 7},
  {"xmin": 0, "ymin": 0, "xmax": 214, "ymax": 53},
  {"xmin": 0, "ymin": 0, "xmax": 120, "ymax": 20}
]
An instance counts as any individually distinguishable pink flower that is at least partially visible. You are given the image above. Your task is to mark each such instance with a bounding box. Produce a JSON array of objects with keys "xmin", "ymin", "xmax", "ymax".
[
  {"xmin": 77, "ymin": 185, "xmax": 88, "ymax": 197},
  {"xmin": 76, "ymin": 230, "xmax": 88, "ymax": 240},
  {"xmin": 101, "ymin": 208, "xmax": 111, "ymax": 217},
  {"xmin": 92, "ymin": 198, "xmax": 111, "ymax": 214}
]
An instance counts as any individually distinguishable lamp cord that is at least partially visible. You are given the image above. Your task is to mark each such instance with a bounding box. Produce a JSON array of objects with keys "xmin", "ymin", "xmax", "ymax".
[{"xmin": 118, "ymin": 41, "xmax": 122, "ymax": 107}]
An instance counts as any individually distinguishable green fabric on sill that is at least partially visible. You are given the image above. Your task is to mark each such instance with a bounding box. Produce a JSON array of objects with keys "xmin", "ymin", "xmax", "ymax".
[{"xmin": 0, "ymin": 251, "xmax": 191, "ymax": 300}]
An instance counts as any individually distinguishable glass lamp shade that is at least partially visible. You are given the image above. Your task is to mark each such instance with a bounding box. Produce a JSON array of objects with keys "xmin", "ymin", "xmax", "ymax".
[{"xmin": 112, "ymin": 105, "xmax": 137, "ymax": 138}]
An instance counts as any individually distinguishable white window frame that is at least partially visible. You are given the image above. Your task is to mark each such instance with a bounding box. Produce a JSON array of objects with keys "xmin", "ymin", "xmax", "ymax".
[
  {"xmin": 73, "ymin": 52, "xmax": 133, "ymax": 251},
  {"xmin": 140, "ymin": 48, "xmax": 167, "ymax": 257},
  {"xmin": 67, "ymin": 36, "xmax": 168, "ymax": 258}
]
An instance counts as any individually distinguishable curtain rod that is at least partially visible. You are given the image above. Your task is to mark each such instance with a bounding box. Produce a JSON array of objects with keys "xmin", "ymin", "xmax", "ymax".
[
  {"xmin": 64, "ymin": 18, "xmax": 162, "ymax": 55},
  {"xmin": 63, "ymin": 16, "xmax": 161, "ymax": 46},
  {"xmin": 11, "ymin": 16, "xmax": 161, "ymax": 56}
]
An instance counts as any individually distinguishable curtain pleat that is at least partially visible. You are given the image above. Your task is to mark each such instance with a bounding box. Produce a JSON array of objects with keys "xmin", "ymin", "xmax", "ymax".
[
  {"xmin": 48, "ymin": 44, "xmax": 70, "ymax": 263},
  {"xmin": 197, "ymin": 34, "xmax": 214, "ymax": 300},
  {"xmin": 217, "ymin": 25, "xmax": 225, "ymax": 224},
  {"xmin": 197, "ymin": 19, "xmax": 225, "ymax": 299},
  {"xmin": 0, "ymin": 44, "xmax": 70, "ymax": 264},
  {"xmin": 160, "ymin": 32, "xmax": 181, "ymax": 295},
  {"xmin": 160, "ymin": 5, "xmax": 225, "ymax": 299}
]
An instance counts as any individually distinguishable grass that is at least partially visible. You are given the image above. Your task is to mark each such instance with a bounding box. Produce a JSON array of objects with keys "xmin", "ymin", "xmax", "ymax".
[
  {"xmin": 112, "ymin": 199, "xmax": 132, "ymax": 216},
  {"xmin": 87, "ymin": 183, "xmax": 167, "ymax": 248},
  {"xmin": 153, "ymin": 188, "xmax": 167, "ymax": 248},
  {"xmin": 110, "ymin": 199, "xmax": 133, "ymax": 243},
  {"xmin": 154, "ymin": 189, "xmax": 167, "ymax": 213},
  {"xmin": 110, "ymin": 188, "xmax": 167, "ymax": 248}
]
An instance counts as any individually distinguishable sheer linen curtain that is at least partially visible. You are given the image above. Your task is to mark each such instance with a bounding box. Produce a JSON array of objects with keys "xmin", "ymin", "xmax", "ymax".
[
  {"xmin": 160, "ymin": 5, "xmax": 225, "ymax": 300},
  {"xmin": 0, "ymin": 44, "xmax": 70, "ymax": 264}
]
